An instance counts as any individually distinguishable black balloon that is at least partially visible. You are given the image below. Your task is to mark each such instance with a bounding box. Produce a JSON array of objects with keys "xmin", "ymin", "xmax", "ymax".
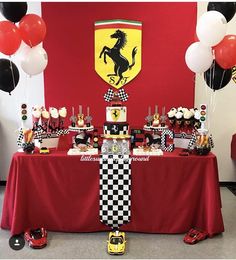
[
  {"xmin": 0, "ymin": 2, "xmax": 27, "ymax": 23},
  {"xmin": 207, "ymin": 2, "xmax": 236, "ymax": 22},
  {"xmin": 204, "ymin": 61, "xmax": 232, "ymax": 91},
  {"xmin": 0, "ymin": 59, "xmax": 19, "ymax": 94}
]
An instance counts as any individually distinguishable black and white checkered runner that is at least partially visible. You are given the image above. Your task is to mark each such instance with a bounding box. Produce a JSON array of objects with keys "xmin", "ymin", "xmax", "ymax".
[{"xmin": 99, "ymin": 154, "xmax": 131, "ymax": 229}]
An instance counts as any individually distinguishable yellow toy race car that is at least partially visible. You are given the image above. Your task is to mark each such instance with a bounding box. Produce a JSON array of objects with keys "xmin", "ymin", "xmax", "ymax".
[
  {"xmin": 107, "ymin": 230, "xmax": 126, "ymax": 255},
  {"xmin": 39, "ymin": 147, "xmax": 50, "ymax": 154}
]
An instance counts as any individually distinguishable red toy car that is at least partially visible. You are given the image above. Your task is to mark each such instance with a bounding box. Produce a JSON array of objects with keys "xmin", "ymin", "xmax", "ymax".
[
  {"xmin": 24, "ymin": 228, "xmax": 47, "ymax": 249},
  {"xmin": 183, "ymin": 228, "xmax": 208, "ymax": 245}
]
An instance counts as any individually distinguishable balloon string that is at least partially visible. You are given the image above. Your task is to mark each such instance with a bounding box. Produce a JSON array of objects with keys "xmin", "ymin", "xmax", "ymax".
[
  {"xmin": 9, "ymin": 59, "xmax": 16, "ymax": 93},
  {"xmin": 209, "ymin": 62, "xmax": 212, "ymax": 91},
  {"xmin": 212, "ymin": 60, "xmax": 215, "ymax": 91},
  {"xmin": 210, "ymin": 69, "xmax": 226, "ymax": 125},
  {"xmin": 26, "ymin": 74, "xmax": 30, "ymax": 107},
  {"xmin": 208, "ymin": 60, "xmax": 216, "ymax": 132},
  {"xmin": 219, "ymin": 70, "xmax": 226, "ymax": 90},
  {"xmin": 207, "ymin": 62, "xmax": 212, "ymax": 131}
]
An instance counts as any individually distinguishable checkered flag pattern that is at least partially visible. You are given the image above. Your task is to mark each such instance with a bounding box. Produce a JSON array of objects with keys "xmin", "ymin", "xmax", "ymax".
[
  {"xmin": 104, "ymin": 88, "xmax": 114, "ymax": 102},
  {"xmin": 56, "ymin": 129, "xmax": 69, "ymax": 136},
  {"xmin": 118, "ymin": 88, "xmax": 129, "ymax": 102},
  {"xmin": 17, "ymin": 128, "xmax": 24, "ymax": 147},
  {"xmin": 187, "ymin": 132, "xmax": 197, "ymax": 150},
  {"xmin": 34, "ymin": 129, "xmax": 43, "ymax": 143},
  {"xmin": 209, "ymin": 135, "xmax": 214, "ymax": 148},
  {"xmin": 99, "ymin": 154, "xmax": 131, "ymax": 229},
  {"xmin": 160, "ymin": 129, "xmax": 174, "ymax": 152}
]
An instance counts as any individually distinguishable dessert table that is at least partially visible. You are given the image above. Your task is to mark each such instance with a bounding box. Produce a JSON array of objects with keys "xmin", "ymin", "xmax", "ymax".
[{"xmin": 1, "ymin": 149, "xmax": 224, "ymax": 236}]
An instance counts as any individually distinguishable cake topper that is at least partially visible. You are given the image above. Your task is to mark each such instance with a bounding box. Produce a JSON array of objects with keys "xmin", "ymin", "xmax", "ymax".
[
  {"xmin": 117, "ymin": 88, "xmax": 129, "ymax": 102},
  {"xmin": 104, "ymin": 88, "xmax": 129, "ymax": 102}
]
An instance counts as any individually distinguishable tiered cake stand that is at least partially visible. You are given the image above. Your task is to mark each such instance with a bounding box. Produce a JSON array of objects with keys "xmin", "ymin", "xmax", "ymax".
[{"xmin": 67, "ymin": 125, "xmax": 98, "ymax": 155}]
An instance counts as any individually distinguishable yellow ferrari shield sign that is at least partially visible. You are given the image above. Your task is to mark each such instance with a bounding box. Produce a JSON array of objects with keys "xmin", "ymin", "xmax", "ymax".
[{"xmin": 95, "ymin": 19, "xmax": 142, "ymax": 89}]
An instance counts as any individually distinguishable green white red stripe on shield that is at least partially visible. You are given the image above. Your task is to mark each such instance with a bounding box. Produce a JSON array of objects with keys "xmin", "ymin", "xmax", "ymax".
[{"xmin": 95, "ymin": 19, "xmax": 142, "ymax": 30}]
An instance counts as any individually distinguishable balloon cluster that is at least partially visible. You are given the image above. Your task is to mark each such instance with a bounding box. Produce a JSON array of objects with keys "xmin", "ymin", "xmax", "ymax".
[
  {"xmin": 185, "ymin": 2, "xmax": 236, "ymax": 91},
  {"xmin": 0, "ymin": 2, "xmax": 48, "ymax": 94}
]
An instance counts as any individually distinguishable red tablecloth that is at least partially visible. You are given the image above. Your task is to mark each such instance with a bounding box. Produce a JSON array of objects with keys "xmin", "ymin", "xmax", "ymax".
[
  {"xmin": 231, "ymin": 134, "xmax": 236, "ymax": 160},
  {"xmin": 1, "ymin": 149, "xmax": 224, "ymax": 236}
]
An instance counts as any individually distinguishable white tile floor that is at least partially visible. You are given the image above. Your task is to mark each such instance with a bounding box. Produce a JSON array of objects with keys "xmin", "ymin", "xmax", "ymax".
[{"xmin": 0, "ymin": 186, "xmax": 235, "ymax": 259}]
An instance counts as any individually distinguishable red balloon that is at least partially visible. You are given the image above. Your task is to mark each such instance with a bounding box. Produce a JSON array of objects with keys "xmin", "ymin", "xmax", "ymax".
[
  {"xmin": 19, "ymin": 14, "xmax": 46, "ymax": 47},
  {"xmin": 214, "ymin": 35, "xmax": 236, "ymax": 69},
  {"xmin": 0, "ymin": 21, "xmax": 21, "ymax": 55}
]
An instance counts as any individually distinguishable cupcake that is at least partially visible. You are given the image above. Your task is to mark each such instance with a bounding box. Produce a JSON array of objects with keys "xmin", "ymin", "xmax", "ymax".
[
  {"xmin": 175, "ymin": 109, "xmax": 184, "ymax": 128},
  {"xmin": 183, "ymin": 108, "xmax": 194, "ymax": 132}
]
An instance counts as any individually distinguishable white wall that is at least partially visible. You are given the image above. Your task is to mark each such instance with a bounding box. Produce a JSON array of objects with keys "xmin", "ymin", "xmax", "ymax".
[
  {"xmin": 195, "ymin": 2, "xmax": 236, "ymax": 181},
  {"xmin": 0, "ymin": 2, "xmax": 45, "ymax": 181}
]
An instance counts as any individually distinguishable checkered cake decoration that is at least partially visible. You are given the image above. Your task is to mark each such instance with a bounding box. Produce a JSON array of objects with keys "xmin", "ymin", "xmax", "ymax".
[
  {"xmin": 104, "ymin": 88, "xmax": 115, "ymax": 102},
  {"xmin": 161, "ymin": 129, "xmax": 174, "ymax": 152},
  {"xmin": 104, "ymin": 88, "xmax": 129, "ymax": 102},
  {"xmin": 99, "ymin": 154, "xmax": 131, "ymax": 229},
  {"xmin": 104, "ymin": 124, "xmax": 129, "ymax": 136},
  {"xmin": 56, "ymin": 129, "xmax": 69, "ymax": 136},
  {"xmin": 118, "ymin": 88, "xmax": 129, "ymax": 102}
]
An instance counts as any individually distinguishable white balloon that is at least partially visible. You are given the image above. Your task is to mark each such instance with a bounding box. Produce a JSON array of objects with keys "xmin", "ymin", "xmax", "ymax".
[
  {"xmin": 196, "ymin": 11, "xmax": 227, "ymax": 47},
  {"xmin": 21, "ymin": 45, "xmax": 48, "ymax": 76},
  {"xmin": 185, "ymin": 42, "xmax": 213, "ymax": 73}
]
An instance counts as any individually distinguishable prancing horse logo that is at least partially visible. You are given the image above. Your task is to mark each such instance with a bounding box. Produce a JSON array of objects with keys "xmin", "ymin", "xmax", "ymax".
[
  {"xmin": 99, "ymin": 30, "xmax": 137, "ymax": 86},
  {"xmin": 111, "ymin": 109, "xmax": 120, "ymax": 122},
  {"xmin": 112, "ymin": 125, "xmax": 119, "ymax": 133},
  {"xmin": 95, "ymin": 19, "xmax": 142, "ymax": 89}
]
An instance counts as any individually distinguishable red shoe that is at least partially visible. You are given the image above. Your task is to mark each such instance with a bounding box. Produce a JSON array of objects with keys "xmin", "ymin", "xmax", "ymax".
[
  {"xmin": 24, "ymin": 228, "xmax": 47, "ymax": 249},
  {"xmin": 183, "ymin": 228, "xmax": 208, "ymax": 245}
]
